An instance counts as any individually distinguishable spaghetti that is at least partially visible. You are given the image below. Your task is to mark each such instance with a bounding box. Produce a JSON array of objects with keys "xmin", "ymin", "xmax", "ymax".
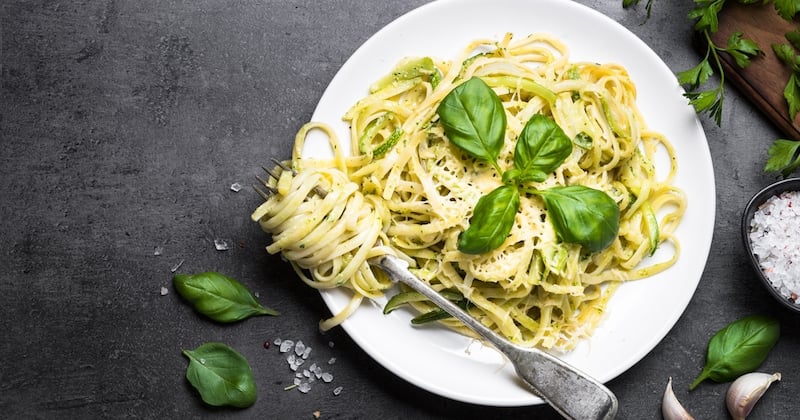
[{"xmin": 251, "ymin": 33, "xmax": 686, "ymax": 351}]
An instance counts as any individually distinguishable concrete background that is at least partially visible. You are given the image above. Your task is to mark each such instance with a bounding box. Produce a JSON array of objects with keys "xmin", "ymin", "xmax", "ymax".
[{"xmin": 2, "ymin": 0, "xmax": 798, "ymax": 418}]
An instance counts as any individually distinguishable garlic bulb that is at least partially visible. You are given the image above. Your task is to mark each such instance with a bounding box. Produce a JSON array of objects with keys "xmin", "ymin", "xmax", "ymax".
[
  {"xmin": 662, "ymin": 377, "xmax": 694, "ymax": 420},
  {"xmin": 726, "ymin": 372, "xmax": 781, "ymax": 420}
]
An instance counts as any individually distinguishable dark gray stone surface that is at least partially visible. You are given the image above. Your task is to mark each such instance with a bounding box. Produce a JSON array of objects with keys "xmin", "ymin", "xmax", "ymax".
[{"xmin": 2, "ymin": 1, "xmax": 798, "ymax": 418}]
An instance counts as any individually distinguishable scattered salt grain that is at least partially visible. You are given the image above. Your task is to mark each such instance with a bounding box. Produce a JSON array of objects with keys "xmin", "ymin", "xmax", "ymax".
[
  {"xmin": 328, "ymin": 357, "xmax": 336, "ymax": 365},
  {"xmin": 749, "ymin": 190, "xmax": 800, "ymax": 303},
  {"xmin": 170, "ymin": 259, "xmax": 184, "ymax": 273},
  {"xmin": 160, "ymin": 286, "xmax": 169, "ymax": 296},
  {"xmin": 294, "ymin": 340, "xmax": 306, "ymax": 357},
  {"xmin": 321, "ymin": 372, "xmax": 333, "ymax": 383},
  {"xmin": 333, "ymin": 386, "xmax": 343, "ymax": 396},
  {"xmin": 279, "ymin": 340, "xmax": 294, "ymax": 353},
  {"xmin": 294, "ymin": 377, "xmax": 302, "ymax": 386},
  {"xmin": 214, "ymin": 239, "xmax": 230, "ymax": 251},
  {"xmin": 328, "ymin": 341, "xmax": 335, "ymax": 348},
  {"xmin": 298, "ymin": 382, "xmax": 312, "ymax": 393},
  {"xmin": 273, "ymin": 338, "xmax": 282, "ymax": 346},
  {"xmin": 302, "ymin": 346, "xmax": 312, "ymax": 359},
  {"xmin": 230, "ymin": 182, "xmax": 243, "ymax": 192},
  {"xmin": 153, "ymin": 246, "xmax": 164, "ymax": 256}
]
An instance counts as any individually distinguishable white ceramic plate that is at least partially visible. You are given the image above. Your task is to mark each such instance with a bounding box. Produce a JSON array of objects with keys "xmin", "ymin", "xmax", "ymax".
[{"xmin": 307, "ymin": 0, "xmax": 715, "ymax": 407}]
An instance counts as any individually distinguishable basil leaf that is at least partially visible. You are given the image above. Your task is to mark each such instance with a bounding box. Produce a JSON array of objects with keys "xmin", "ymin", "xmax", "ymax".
[
  {"xmin": 690, "ymin": 315, "xmax": 780, "ymax": 390},
  {"xmin": 513, "ymin": 114, "xmax": 573, "ymax": 183},
  {"xmin": 536, "ymin": 185, "xmax": 620, "ymax": 252},
  {"xmin": 437, "ymin": 77, "xmax": 506, "ymax": 163},
  {"xmin": 174, "ymin": 272, "xmax": 279, "ymax": 323},
  {"xmin": 458, "ymin": 185, "xmax": 520, "ymax": 254},
  {"xmin": 182, "ymin": 342, "xmax": 257, "ymax": 408}
]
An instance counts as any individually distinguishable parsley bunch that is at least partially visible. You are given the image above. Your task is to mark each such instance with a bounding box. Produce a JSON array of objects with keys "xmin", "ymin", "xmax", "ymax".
[{"xmin": 624, "ymin": 0, "xmax": 800, "ymax": 176}]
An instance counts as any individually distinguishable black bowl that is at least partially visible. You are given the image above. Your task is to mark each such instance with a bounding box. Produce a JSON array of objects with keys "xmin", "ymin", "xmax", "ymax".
[{"xmin": 742, "ymin": 177, "xmax": 800, "ymax": 313}]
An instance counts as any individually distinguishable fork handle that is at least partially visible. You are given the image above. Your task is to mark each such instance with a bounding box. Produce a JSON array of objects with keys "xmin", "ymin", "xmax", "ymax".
[{"xmin": 369, "ymin": 254, "xmax": 617, "ymax": 420}]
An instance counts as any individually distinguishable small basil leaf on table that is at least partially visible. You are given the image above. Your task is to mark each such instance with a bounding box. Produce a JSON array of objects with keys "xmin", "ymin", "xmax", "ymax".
[
  {"xmin": 513, "ymin": 114, "xmax": 573, "ymax": 182},
  {"xmin": 690, "ymin": 315, "xmax": 780, "ymax": 390},
  {"xmin": 458, "ymin": 185, "xmax": 520, "ymax": 254},
  {"xmin": 174, "ymin": 271, "xmax": 279, "ymax": 323},
  {"xmin": 437, "ymin": 76, "xmax": 506, "ymax": 164},
  {"xmin": 182, "ymin": 342, "xmax": 257, "ymax": 408},
  {"xmin": 535, "ymin": 185, "xmax": 620, "ymax": 252}
]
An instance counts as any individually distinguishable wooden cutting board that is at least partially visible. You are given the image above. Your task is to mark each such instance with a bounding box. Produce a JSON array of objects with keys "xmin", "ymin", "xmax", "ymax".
[{"xmin": 700, "ymin": 2, "xmax": 800, "ymax": 140}]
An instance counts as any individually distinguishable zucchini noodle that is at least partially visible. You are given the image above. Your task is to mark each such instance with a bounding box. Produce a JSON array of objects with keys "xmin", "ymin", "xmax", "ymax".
[{"xmin": 251, "ymin": 33, "xmax": 686, "ymax": 351}]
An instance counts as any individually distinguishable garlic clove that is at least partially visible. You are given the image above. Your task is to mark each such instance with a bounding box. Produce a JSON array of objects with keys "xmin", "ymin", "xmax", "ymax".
[
  {"xmin": 662, "ymin": 377, "xmax": 695, "ymax": 420},
  {"xmin": 726, "ymin": 372, "xmax": 781, "ymax": 420}
]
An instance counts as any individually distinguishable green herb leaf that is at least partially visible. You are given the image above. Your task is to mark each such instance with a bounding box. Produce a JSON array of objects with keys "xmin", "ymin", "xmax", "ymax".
[
  {"xmin": 677, "ymin": 60, "xmax": 714, "ymax": 89},
  {"xmin": 785, "ymin": 28, "xmax": 800, "ymax": 51},
  {"xmin": 182, "ymin": 342, "xmax": 257, "ymax": 408},
  {"xmin": 174, "ymin": 272, "xmax": 279, "ymax": 323},
  {"xmin": 774, "ymin": 0, "xmax": 800, "ymax": 20},
  {"xmin": 690, "ymin": 315, "xmax": 780, "ymax": 390},
  {"xmin": 688, "ymin": 0, "xmax": 725, "ymax": 32},
  {"xmin": 685, "ymin": 89, "xmax": 723, "ymax": 125},
  {"xmin": 772, "ymin": 43, "xmax": 799, "ymax": 71},
  {"xmin": 725, "ymin": 31, "xmax": 761, "ymax": 68},
  {"xmin": 437, "ymin": 77, "xmax": 507, "ymax": 164},
  {"xmin": 458, "ymin": 185, "xmax": 520, "ymax": 254},
  {"xmin": 536, "ymin": 185, "xmax": 620, "ymax": 252},
  {"xmin": 512, "ymin": 114, "xmax": 573, "ymax": 184},
  {"xmin": 765, "ymin": 139, "xmax": 800, "ymax": 177},
  {"xmin": 784, "ymin": 73, "xmax": 800, "ymax": 120}
]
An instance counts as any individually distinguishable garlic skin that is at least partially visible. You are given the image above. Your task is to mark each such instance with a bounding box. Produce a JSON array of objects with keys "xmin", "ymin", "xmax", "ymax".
[
  {"xmin": 662, "ymin": 377, "xmax": 695, "ymax": 420},
  {"xmin": 726, "ymin": 372, "xmax": 781, "ymax": 420}
]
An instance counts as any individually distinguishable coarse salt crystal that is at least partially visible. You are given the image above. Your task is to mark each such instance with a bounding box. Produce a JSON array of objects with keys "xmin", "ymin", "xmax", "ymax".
[
  {"xmin": 321, "ymin": 372, "xmax": 333, "ymax": 383},
  {"xmin": 279, "ymin": 340, "xmax": 294, "ymax": 353},
  {"xmin": 333, "ymin": 386, "xmax": 343, "ymax": 396},
  {"xmin": 153, "ymin": 246, "xmax": 164, "ymax": 256},
  {"xmin": 294, "ymin": 340, "xmax": 306, "ymax": 357},
  {"xmin": 170, "ymin": 259, "xmax": 185, "ymax": 273},
  {"xmin": 298, "ymin": 382, "xmax": 312, "ymax": 393},
  {"xmin": 160, "ymin": 286, "xmax": 169, "ymax": 296},
  {"xmin": 230, "ymin": 182, "xmax": 243, "ymax": 192},
  {"xmin": 749, "ymin": 190, "xmax": 800, "ymax": 303},
  {"xmin": 214, "ymin": 239, "xmax": 230, "ymax": 251}
]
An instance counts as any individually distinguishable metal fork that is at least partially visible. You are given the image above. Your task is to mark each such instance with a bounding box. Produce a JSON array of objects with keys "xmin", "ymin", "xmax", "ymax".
[{"xmin": 255, "ymin": 162, "xmax": 618, "ymax": 420}]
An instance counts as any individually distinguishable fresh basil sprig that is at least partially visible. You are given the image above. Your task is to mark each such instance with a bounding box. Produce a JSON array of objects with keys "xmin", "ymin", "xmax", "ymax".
[
  {"xmin": 174, "ymin": 271, "xmax": 279, "ymax": 323},
  {"xmin": 534, "ymin": 186, "xmax": 621, "ymax": 253},
  {"xmin": 182, "ymin": 342, "xmax": 257, "ymax": 407},
  {"xmin": 458, "ymin": 185, "xmax": 520, "ymax": 254},
  {"xmin": 504, "ymin": 114, "xmax": 573, "ymax": 184},
  {"xmin": 437, "ymin": 76, "xmax": 506, "ymax": 173},
  {"xmin": 690, "ymin": 315, "xmax": 780, "ymax": 390},
  {"xmin": 437, "ymin": 77, "xmax": 620, "ymax": 255}
]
